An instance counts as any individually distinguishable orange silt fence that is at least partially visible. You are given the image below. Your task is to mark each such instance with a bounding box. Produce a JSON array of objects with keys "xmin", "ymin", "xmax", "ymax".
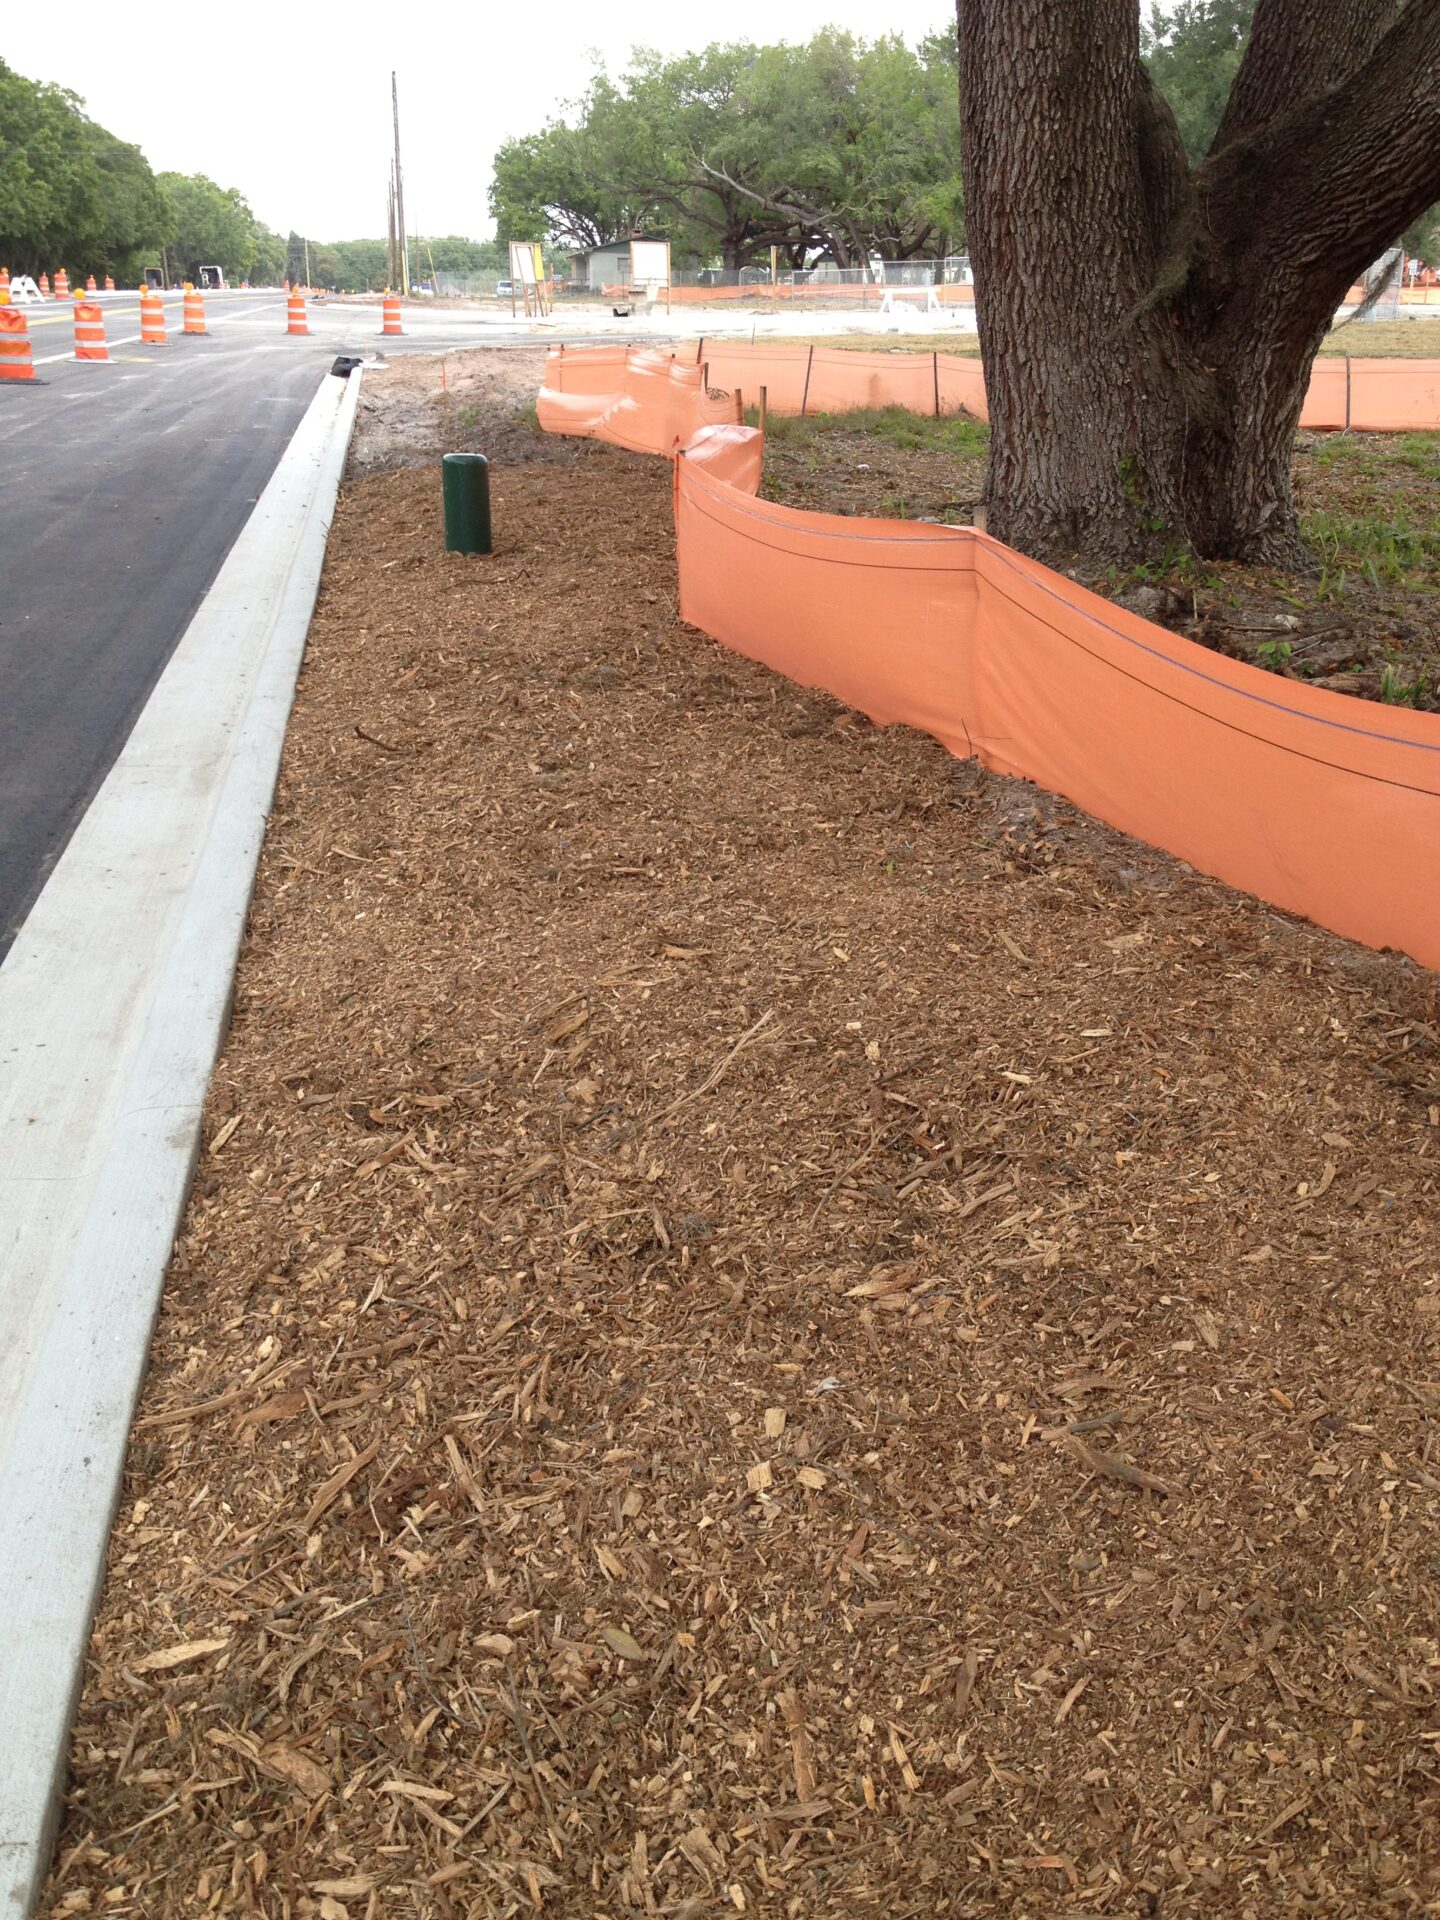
[
  {"xmin": 183, "ymin": 288, "xmax": 207, "ymax": 334},
  {"xmin": 72, "ymin": 301, "xmax": 108, "ymax": 362},
  {"xmin": 139, "ymin": 287, "xmax": 166, "ymax": 343},
  {"xmin": 286, "ymin": 291, "xmax": 307, "ymax": 335},
  {"xmin": 537, "ymin": 345, "xmax": 1440, "ymax": 971},
  {"xmin": 0, "ymin": 307, "xmax": 36, "ymax": 381},
  {"xmin": 381, "ymin": 294, "xmax": 403, "ymax": 335}
]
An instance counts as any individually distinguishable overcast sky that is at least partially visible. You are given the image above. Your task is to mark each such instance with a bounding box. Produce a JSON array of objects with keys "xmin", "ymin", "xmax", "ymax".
[{"xmin": 6, "ymin": 0, "xmax": 954, "ymax": 243}]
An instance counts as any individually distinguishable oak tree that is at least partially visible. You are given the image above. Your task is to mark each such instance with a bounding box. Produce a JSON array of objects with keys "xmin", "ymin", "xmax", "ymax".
[{"xmin": 957, "ymin": 0, "xmax": 1440, "ymax": 565}]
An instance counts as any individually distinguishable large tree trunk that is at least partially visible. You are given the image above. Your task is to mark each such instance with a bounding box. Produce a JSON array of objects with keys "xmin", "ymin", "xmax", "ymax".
[{"xmin": 957, "ymin": 0, "xmax": 1440, "ymax": 567}]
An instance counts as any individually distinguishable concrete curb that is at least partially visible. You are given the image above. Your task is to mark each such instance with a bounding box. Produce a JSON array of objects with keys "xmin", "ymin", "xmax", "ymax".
[{"xmin": 0, "ymin": 367, "xmax": 362, "ymax": 1916}]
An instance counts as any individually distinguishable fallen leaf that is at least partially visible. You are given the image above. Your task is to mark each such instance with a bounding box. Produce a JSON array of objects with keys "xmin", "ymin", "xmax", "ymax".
[
  {"xmin": 133, "ymin": 1638, "xmax": 230, "ymax": 1673},
  {"xmin": 602, "ymin": 1626, "xmax": 648, "ymax": 1661},
  {"xmin": 1067, "ymin": 1437, "xmax": 1181, "ymax": 1496},
  {"xmin": 262, "ymin": 1745, "xmax": 330, "ymax": 1796}
]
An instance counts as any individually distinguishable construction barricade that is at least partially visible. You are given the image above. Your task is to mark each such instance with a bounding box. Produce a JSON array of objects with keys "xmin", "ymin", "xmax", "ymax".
[
  {"xmin": 286, "ymin": 291, "xmax": 307, "ymax": 335},
  {"xmin": 72, "ymin": 302, "xmax": 108, "ymax": 362},
  {"xmin": 0, "ymin": 267, "xmax": 9, "ymax": 306},
  {"xmin": 537, "ymin": 344, "xmax": 1440, "ymax": 970},
  {"xmin": 381, "ymin": 295, "xmax": 403, "ymax": 336},
  {"xmin": 183, "ymin": 287, "xmax": 207, "ymax": 334},
  {"xmin": 54, "ymin": 269, "xmax": 70, "ymax": 299},
  {"xmin": 0, "ymin": 307, "xmax": 36, "ymax": 381},
  {"xmin": 139, "ymin": 287, "xmax": 166, "ymax": 344}
]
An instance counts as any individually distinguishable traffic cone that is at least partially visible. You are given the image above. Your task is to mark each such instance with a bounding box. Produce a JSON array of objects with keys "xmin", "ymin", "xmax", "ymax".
[
  {"xmin": 381, "ymin": 293, "xmax": 403, "ymax": 336},
  {"xmin": 55, "ymin": 269, "xmax": 70, "ymax": 299},
  {"xmin": 286, "ymin": 290, "xmax": 307, "ymax": 335},
  {"xmin": 0, "ymin": 267, "xmax": 9, "ymax": 307},
  {"xmin": 0, "ymin": 307, "xmax": 36, "ymax": 382},
  {"xmin": 104, "ymin": 275, "xmax": 115, "ymax": 292},
  {"xmin": 139, "ymin": 286, "xmax": 166, "ymax": 344},
  {"xmin": 73, "ymin": 301, "xmax": 109, "ymax": 362},
  {"xmin": 183, "ymin": 287, "xmax": 207, "ymax": 334},
  {"xmin": 85, "ymin": 274, "xmax": 97, "ymax": 293},
  {"xmin": 39, "ymin": 273, "xmax": 50, "ymax": 298}
]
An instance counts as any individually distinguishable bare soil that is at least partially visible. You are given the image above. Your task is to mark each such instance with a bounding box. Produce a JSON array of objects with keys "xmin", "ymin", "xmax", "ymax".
[{"xmin": 42, "ymin": 352, "xmax": 1440, "ymax": 1920}]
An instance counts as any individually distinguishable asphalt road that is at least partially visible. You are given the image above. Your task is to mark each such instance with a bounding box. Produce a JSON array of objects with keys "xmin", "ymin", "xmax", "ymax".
[{"xmin": 0, "ymin": 289, "xmax": 559, "ymax": 954}]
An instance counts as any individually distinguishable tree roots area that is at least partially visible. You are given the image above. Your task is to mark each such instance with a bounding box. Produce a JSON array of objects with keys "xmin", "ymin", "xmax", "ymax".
[{"xmin": 45, "ymin": 349, "xmax": 1440, "ymax": 1920}]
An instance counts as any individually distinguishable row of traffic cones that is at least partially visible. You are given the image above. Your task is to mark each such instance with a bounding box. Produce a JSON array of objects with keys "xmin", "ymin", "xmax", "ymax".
[
  {"xmin": 0, "ymin": 287, "xmax": 407, "ymax": 380},
  {"xmin": 286, "ymin": 291, "xmax": 404, "ymax": 336},
  {"xmin": 0, "ymin": 267, "xmax": 116, "ymax": 303}
]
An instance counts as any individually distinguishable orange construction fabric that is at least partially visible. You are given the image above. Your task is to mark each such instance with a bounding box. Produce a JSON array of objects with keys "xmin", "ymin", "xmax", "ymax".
[
  {"xmin": 538, "ymin": 347, "xmax": 1440, "ymax": 967},
  {"xmin": 545, "ymin": 341, "xmax": 1438, "ymax": 432}
]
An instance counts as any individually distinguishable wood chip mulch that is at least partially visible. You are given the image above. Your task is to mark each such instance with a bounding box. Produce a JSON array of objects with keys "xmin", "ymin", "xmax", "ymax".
[{"xmin": 42, "ymin": 350, "xmax": 1440, "ymax": 1920}]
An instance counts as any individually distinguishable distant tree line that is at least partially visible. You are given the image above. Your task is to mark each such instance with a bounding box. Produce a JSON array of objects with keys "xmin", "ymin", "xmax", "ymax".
[
  {"xmin": 488, "ymin": 11, "xmax": 1437, "ymax": 279},
  {"xmin": 0, "ymin": 58, "xmax": 290, "ymax": 282},
  {"xmin": 281, "ymin": 234, "xmax": 507, "ymax": 292},
  {"xmin": 489, "ymin": 29, "xmax": 965, "ymax": 271}
]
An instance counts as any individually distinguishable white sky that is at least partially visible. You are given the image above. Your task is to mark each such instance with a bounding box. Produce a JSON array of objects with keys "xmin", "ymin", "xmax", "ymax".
[{"xmin": 6, "ymin": 0, "xmax": 953, "ymax": 243}]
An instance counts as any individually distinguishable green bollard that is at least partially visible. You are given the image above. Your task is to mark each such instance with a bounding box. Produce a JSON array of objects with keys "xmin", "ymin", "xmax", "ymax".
[{"xmin": 442, "ymin": 451, "xmax": 492, "ymax": 555}]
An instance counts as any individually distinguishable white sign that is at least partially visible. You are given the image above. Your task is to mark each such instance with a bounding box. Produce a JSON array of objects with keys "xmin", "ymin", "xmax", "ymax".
[
  {"xmin": 509, "ymin": 241, "xmax": 541, "ymax": 286},
  {"xmin": 630, "ymin": 240, "xmax": 670, "ymax": 285}
]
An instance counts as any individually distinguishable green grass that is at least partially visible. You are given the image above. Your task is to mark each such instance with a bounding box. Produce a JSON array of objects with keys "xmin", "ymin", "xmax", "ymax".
[
  {"xmin": 1317, "ymin": 318, "xmax": 1440, "ymax": 357},
  {"xmin": 748, "ymin": 404, "xmax": 988, "ymax": 457},
  {"xmin": 1301, "ymin": 507, "xmax": 1440, "ymax": 580}
]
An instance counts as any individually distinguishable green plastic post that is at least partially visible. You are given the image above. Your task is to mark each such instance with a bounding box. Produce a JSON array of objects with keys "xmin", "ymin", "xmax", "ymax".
[{"xmin": 442, "ymin": 452, "xmax": 492, "ymax": 555}]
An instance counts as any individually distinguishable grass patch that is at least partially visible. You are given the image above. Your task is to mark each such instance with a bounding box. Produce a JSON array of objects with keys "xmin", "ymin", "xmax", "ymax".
[
  {"xmin": 1317, "ymin": 318, "xmax": 1440, "ymax": 357},
  {"xmin": 778, "ymin": 331, "xmax": 983, "ymax": 356},
  {"xmin": 749, "ymin": 403, "xmax": 988, "ymax": 457},
  {"xmin": 1302, "ymin": 506, "xmax": 1440, "ymax": 579}
]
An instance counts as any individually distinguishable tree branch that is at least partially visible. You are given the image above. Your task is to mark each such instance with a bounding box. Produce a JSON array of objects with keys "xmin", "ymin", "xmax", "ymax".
[
  {"xmin": 1201, "ymin": 0, "xmax": 1440, "ymax": 304},
  {"xmin": 1213, "ymin": 0, "xmax": 1411, "ymax": 154}
]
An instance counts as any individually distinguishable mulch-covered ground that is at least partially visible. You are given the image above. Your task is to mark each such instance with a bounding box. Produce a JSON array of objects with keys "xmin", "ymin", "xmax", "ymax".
[{"xmin": 43, "ymin": 349, "xmax": 1440, "ymax": 1920}]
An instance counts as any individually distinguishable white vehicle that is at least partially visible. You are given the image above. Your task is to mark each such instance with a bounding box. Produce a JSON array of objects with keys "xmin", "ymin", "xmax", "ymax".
[{"xmin": 198, "ymin": 265, "xmax": 226, "ymax": 290}]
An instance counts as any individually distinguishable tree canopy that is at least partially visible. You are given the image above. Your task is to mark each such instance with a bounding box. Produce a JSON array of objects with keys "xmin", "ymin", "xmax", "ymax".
[
  {"xmin": 491, "ymin": 29, "xmax": 964, "ymax": 270},
  {"xmin": 156, "ymin": 173, "xmax": 260, "ymax": 282},
  {"xmin": 0, "ymin": 59, "xmax": 170, "ymax": 276}
]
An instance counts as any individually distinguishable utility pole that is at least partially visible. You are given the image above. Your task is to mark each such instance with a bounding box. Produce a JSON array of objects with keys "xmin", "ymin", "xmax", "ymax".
[
  {"xmin": 387, "ymin": 173, "xmax": 397, "ymax": 291},
  {"xmin": 391, "ymin": 72, "xmax": 409, "ymax": 296}
]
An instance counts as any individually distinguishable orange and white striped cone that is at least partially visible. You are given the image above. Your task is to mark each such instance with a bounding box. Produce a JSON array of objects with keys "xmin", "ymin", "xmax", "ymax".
[
  {"xmin": 55, "ymin": 269, "xmax": 70, "ymax": 299},
  {"xmin": 381, "ymin": 293, "xmax": 403, "ymax": 336},
  {"xmin": 73, "ymin": 301, "xmax": 109, "ymax": 362},
  {"xmin": 183, "ymin": 287, "xmax": 206, "ymax": 334},
  {"xmin": 139, "ymin": 287, "xmax": 166, "ymax": 344},
  {"xmin": 39, "ymin": 273, "xmax": 50, "ymax": 298},
  {"xmin": 85, "ymin": 274, "xmax": 97, "ymax": 293},
  {"xmin": 0, "ymin": 307, "xmax": 37, "ymax": 382},
  {"xmin": 104, "ymin": 275, "xmax": 115, "ymax": 292},
  {"xmin": 286, "ymin": 291, "xmax": 307, "ymax": 335},
  {"xmin": 0, "ymin": 267, "xmax": 10, "ymax": 307}
]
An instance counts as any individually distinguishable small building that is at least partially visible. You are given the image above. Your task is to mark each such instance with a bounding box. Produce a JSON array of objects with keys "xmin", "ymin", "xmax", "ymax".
[{"xmin": 571, "ymin": 237, "xmax": 669, "ymax": 291}]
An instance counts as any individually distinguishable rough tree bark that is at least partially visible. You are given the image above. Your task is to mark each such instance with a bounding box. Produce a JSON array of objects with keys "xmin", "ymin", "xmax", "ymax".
[{"xmin": 956, "ymin": 0, "xmax": 1440, "ymax": 566}]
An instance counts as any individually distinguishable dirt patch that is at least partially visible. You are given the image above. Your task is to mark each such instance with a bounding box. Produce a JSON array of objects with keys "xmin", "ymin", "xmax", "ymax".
[{"xmin": 42, "ymin": 353, "xmax": 1440, "ymax": 1920}]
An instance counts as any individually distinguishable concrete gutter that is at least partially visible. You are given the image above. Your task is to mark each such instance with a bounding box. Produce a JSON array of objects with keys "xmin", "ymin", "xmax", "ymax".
[{"xmin": 0, "ymin": 367, "xmax": 361, "ymax": 1915}]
